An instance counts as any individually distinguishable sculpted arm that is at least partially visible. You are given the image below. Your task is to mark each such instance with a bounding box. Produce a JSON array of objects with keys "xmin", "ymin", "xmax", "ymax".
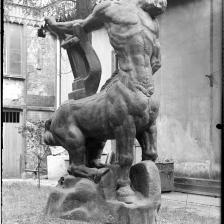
[
  {"xmin": 81, "ymin": 1, "xmax": 112, "ymax": 32},
  {"xmin": 45, "ymin": 2, "xmax": 111, "ymax": 36},
  {"xmin": 151, "ymin": 19, "xmax": 161, "ymax": 75}
]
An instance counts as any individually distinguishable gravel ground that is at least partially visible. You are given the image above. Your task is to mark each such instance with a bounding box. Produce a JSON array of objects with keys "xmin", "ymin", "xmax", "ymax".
[{"xmin": 2, "ymin": 180, "xmax": 221, "ymax": 224}]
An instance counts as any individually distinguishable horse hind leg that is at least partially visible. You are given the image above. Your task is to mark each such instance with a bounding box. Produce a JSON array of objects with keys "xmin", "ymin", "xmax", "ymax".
[
  {"xmin": 85, "ymin": 139, "xmax": 106, "ymax": 168},
  {"xmin": 136, "ymin": 121, "xmax": 158, "ymax": 162}
]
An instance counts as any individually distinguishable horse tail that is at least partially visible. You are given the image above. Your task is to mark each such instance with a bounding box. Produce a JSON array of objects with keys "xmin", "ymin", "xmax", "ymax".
[{"xmin": 45, "ymin": 118, "xmax": 52, "ymax": 131}]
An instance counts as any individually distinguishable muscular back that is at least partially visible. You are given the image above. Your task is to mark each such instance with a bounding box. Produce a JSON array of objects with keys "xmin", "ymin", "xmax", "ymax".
[
  {"xmin": 96, "ymin": 0, "xmax": 159, "ymax": 95},
  {"xmin": 100, "ymin": 1, "xmax": 158, "ymax": 69}
]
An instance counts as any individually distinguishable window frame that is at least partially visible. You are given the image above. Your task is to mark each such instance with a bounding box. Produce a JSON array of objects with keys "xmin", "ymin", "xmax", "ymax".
[
  {"xmin": 3, "ymin": 108, "xmax": 23, "ymax": 124},
  {"xmin": 3, "ymin": 22, "xmax": 25, "ymax": 79}
]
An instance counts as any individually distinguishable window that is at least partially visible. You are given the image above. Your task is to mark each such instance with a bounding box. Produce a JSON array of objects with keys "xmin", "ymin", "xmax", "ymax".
[
  {"xmin": 3, "ymin": 111, "xmax": 20, "ymax": 123},
  {"xmin": 3, "ymin": 23, "xmax": 24, "ymax": 77}
]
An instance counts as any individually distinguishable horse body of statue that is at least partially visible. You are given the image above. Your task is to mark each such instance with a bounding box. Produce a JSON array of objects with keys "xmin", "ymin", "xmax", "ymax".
[{"xmin": 44, "ymin": 0, "xmax": 166, "ymax": 203}]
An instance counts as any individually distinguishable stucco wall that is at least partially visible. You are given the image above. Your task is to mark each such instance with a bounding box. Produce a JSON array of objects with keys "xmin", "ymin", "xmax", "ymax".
[
  {"xmin": 3, "ymin": 23, "xmax": 57, "ymax": 108},
  {"xmin": 3, "ymin": 79, "xmax": 25, "ymax": 106},
  {"xmin": 26, "ymin": 27, "xmax": 56, "ymax": 107},
  {"xmin": 155, "ymin": 0, "xmax": 222, "ymax": 178},
  {"xmin": 60, "ymin": 48, "xmax": 73, "ymax": 103},
  {"xmin": 92, "ymin": 29, "xmax": 113, "ymax": 91}
]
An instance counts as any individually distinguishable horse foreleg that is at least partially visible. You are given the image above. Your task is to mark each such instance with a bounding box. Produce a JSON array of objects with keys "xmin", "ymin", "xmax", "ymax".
[
  {"xmin": 53, "ymin": 125, "xmax": 86, "ymax": 170},
  {"xmin": 86, "ymin": 139, "xmax": 106, "ymax": 168}
]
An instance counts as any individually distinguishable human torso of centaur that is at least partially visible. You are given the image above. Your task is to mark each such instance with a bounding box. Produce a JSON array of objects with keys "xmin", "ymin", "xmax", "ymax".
[
  {"xmin": 104, "ymin": 1, "xmax": 158, "ymax": 89},
  {"xmin": 50, "ymin": 1, "xmax": 159, "ymax": 140}
]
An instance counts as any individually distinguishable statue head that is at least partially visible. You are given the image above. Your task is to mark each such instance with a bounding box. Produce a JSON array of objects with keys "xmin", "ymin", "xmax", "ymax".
[{"xmin": 138, "ymin": 0, "xmax": 167, "ymax": 17}]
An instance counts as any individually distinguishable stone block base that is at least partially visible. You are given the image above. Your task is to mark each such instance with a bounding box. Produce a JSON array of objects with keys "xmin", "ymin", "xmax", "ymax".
[
  {"xmin": 68, "ymin": 78, "xmax": 86, "ymax": 100},
  {"xmin": 45, "ymin": 161, "xmax": 161, "ymax": 224},
  {"xmin": 68, "ymin": 88, "xmax": 86, "ymax": 100}
]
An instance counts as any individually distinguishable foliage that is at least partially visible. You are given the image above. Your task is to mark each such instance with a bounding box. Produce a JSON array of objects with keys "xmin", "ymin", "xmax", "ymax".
[
  {"xmin": 4, "ymin": 0, "xmax": 78, "ymax": 22},
  {"xmin": 18, "ymin": 120, "xmax": 51, "ymax": 169}
]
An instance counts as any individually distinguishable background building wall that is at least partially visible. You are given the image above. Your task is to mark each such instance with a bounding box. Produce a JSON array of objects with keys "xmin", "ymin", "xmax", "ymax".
[
  {"xmin": 26, "ymin": 28, "xmax": 56, "ymax": 108},
  {"xmin": 3, "ymin": 79, "xmax": 25, "ymax": 106},
  {"xmin": 154, "ymin": 0, "xmax": 222, "ymax": 179},
  {"xmin": 60, "ymin": 48, "xmax": 73, "ymax": 102},
  {"xmin": 3, "ymin": 19, "xmax": 57, "ymax": 176},
  {"xmin": 92, "ymin": 29, "xmax": 113, "ymax": 91}
]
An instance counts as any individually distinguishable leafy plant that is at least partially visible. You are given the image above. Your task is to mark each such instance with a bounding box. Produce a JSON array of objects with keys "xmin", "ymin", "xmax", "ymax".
[
  {"xmin": 18, "ymin": 120, "xmax": 51, "ymax": 187},
  {"xmin": 4, "ymin": 0, "xmax": 78, "ymax": 22}
]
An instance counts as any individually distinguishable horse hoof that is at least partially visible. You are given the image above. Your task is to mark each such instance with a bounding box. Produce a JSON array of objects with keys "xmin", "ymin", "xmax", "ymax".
[
  {"xmin": 116, "ymin": 185, "xmax": 137, "ymax": 204},
  {"xmin": 88, "ymin": 160, "xmax": 107, "ymax": 169},
  {"xmin": 92, "ymin": 167, "xmax": 110, "ymax": 183}
]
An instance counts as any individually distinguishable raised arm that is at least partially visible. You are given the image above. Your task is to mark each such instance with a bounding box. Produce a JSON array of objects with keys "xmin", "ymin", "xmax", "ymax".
[
  {"xmin": 45, "ymin": 1, "xmax": 112, "ymax": 37},
  {"xmin": 81, "ymin": 1, "xmax": 111, "ymax": 32}
]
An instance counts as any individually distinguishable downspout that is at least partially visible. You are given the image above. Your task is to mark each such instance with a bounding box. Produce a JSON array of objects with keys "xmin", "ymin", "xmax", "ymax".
[
  {"xmin": 221, "ymin": 0, "xmax": 224, "ymax": 192},
  {"xmin": 56, "ymin": 37, "xmax": 61, "ymax": 108},
  {"xmin": 209, "ymin": 0, "xmax": 214, "ymax": 179}
]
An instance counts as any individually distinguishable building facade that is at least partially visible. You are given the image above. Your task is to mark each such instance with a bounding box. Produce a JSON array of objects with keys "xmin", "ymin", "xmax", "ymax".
[
  {"xmin": 3, "ymin": 2, "xmax": 57, "ymax": 177},
  {"xmin": 2, "ymin": 0, "xmax": 93, "ymax": 178}
]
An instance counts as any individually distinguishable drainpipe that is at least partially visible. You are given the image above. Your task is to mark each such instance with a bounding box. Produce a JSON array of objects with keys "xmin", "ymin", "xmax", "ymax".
[
  {"xmin": 209, "ymin": 0, "xmax": 214, "ymax": 179},
  {"xmin": 56, "ymin": 37, "xmax": 61, "ymax": 108}
]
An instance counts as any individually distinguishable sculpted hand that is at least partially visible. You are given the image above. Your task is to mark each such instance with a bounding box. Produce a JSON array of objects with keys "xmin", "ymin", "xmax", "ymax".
[
  {"xmin": 45, "ymin": 16, "xmax": 57, "ymax": 27},
  {"xmin": 72, "ymin": 20, "xmax": 86, "ymax": 36},
  {"xmin": 44, "ymin": 16, "xmax": 62, "ymax": 37},
  {"xmin": 72, "ymin": 19, "xmax": 84, "ymax": 28}
]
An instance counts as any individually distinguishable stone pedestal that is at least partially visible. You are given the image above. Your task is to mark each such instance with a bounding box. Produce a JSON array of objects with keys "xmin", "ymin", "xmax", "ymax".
[
  {"xmin": 68, "ymin": 78, "xmax": 86, "ymax": 100},
  {"xmin": 45, "ymin": 161, "xmax": 161, "ymax": 224}
]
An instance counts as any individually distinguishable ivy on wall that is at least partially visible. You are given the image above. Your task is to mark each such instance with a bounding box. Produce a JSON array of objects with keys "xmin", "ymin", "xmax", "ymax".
[
  {"xmin": 4, "ymin": 0, "xmax": 95, "ymax": 22},
  {"xmin": 18, "ymin": 120, "xmax": 51, "ymax": 171}
]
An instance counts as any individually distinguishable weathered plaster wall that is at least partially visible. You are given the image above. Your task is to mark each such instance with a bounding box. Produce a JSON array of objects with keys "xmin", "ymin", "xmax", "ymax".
[
  {"xmin": 26, "ymin": 27, "xmax": 56, "ymax": 107},
  {"xmin": 92, "ymin": 29, "xmax": 113, "ymax": 91},
  {"xmin": 3, "ymin": 79, "xmax": 25, "ymax": 106},
  {"xmin": 26, "ymin": 110, "xmax": 54, "ymax": 122},
  {"xmin": 154, "ymin": 0, "xmax": 222, "ymax": 178},
  {"xmin": 60, "ymin": 48, "xmax": 73, "ymax": 102},
  {"xmin": 3, "ymin": 23, "xmax": 57, "ymax": 108}
]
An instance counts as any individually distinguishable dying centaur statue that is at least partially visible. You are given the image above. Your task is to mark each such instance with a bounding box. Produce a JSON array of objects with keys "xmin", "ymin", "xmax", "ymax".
[{"xmin": 43, "ymin": 0, "xmax": 166, "ymax": 203}]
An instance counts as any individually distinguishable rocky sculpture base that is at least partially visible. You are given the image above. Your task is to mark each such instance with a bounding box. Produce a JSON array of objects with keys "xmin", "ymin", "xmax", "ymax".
[{"xmin": 45, "ymin": 161, "xmax": 161, "ymax": 224}]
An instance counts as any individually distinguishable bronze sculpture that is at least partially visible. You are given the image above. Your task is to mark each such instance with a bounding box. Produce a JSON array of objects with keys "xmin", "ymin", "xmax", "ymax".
[{"xmin": 44, "ymin": 0, "xmax": 167, "ymax": 203}]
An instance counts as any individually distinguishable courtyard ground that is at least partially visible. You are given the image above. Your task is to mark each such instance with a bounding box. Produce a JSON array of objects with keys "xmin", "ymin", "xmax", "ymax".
[{"xmin": 2, "ymin": 179, "xmax": 221, "ymax": 224}]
